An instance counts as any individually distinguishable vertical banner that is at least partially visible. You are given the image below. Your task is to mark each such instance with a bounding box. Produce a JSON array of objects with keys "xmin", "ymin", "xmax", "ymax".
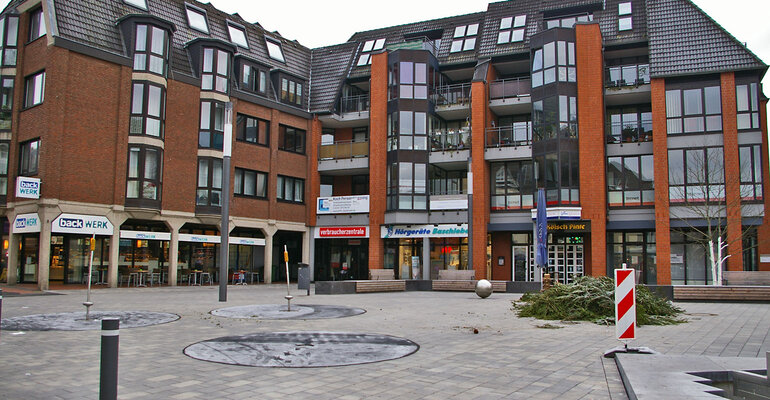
[{"xmin": 614, "ymin": 268, "xmax": 636, "ymax": 341}]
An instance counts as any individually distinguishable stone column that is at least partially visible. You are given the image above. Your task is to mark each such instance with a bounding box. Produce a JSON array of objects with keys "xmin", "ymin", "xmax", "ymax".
[
  {"xmin": 6, "ymin": 227, "xmax": 18, "ymax": 284},
  {"xmin": 422, "ymin": 237, "xmax": 431, "ymax": 280},
  {"xmin": 37, "ymin": 214, "xmax": 52, "ymax": 291},
  {"xmin": 263, "ymin": 224, "xmax": 278, "ymax": 283},
  {"xmin": 108, "ymin": 229, "xmax": 120, "ymax": 288},
  {"xmin": 166, "ymin": 219, "xmax": 185, "ymax": 286}
]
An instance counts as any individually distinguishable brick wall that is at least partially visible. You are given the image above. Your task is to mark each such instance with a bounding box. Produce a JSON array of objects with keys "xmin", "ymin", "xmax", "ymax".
[
  {"xmin": 720, "ymin": 72, "xmax": 744, "ymax": 270},
  {"xmin": 368, "ymin": 52, "xmax": 388, "ymax": 270},
  {"xmin": 651, "ymin": 78, "xmax": 672, "ymax": 284}
]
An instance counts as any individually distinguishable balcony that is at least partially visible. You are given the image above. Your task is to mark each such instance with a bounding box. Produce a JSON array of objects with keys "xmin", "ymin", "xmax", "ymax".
[
  {"xmin": 318, "ymin": 95, "xmax": 369, "ymax": 128},
  {"xmin": 485, "ymin": 125, "xmax": 532, "ymax": 161},
  {"xmin": 429, "ymin": 128, "xmax": 470, "ymax": 167},
  {"xmin": 489, "ymin": 78, "xmax": 531, "ymax": 115},
  {"xmin": 317, "ymin": 140, "xmax": 369, "ymax": 174},
  {"xmin": 433, "ymin": 83, "xmax": 471, "ymax": 120},
  {"xmin": 605, "ymin": 64, "xmax": 651, "ymax": 106}
]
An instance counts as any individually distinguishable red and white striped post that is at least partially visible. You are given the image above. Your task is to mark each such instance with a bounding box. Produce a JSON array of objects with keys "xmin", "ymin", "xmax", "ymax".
[{"xmin": 614, "ymin": 267, "xmax": 636, "ymax": 342}]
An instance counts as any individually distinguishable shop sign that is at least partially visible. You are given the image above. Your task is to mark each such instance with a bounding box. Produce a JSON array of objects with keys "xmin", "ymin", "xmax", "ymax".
[
  {"xmin": 381, "ymin": 224, "xmax": 468, "ymax": 238},
  {"xmin": 761, "ymin": 255, "xmax": 770, "ymax": 263},
  {"xmin": 230, "ymin": 237, "xmax": 266, "ymax": 246},
  {"xmin": 120, "ymin": 230, "xmax": 171, "ymax": 241},
  {"xmin": 317, "ymin": 195, "xmax": 369, "ymax": 214},
  {"xmin": 12, "ymin": 213, "xmax": 41, "ymax": 233},
  {"xmin": 179, "ymin": 234, "xmax": 220, "ymax": 243},
  {"xmin": 670, "ymin": 254, "xmax": 684, "ymax": 264},
  {"xmin": 16, "ymin": 177, "xmax": 41, "ymax": 199},
  {"xmin": 318, "ymin": 226, "xmax": 369, "ymax": 238},
  {"xmin": 530, "ymin": 207, "xmax": 581, "ymax": 220},
  {"xmin": 52, "ymin": 213, "xmax": 113, "ymax": 235},
  {"xmin": 546, "ymin": 220, "xmax": 590, "ymax": 233}
]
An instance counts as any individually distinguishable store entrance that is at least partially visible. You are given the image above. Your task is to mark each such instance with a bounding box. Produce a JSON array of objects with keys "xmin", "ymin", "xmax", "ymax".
[
  {"xmin": 314, "ymin": 239, "xmax": 369, "ymax": 281},
  {"xmin": 50, "ymin": 235, "xmax": 110, "ymax": 284},
  {"xmin": 518, "ymin": 235, "xmax": 585, "ymax": 284}
]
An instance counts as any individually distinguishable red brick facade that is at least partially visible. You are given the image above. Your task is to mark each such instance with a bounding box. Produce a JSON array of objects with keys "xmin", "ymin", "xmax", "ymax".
[
  {"xmin": 720, "ymin": 72, "xmax": 744, "ymax": 270},
  {"xmin": 651, "ymin": 78, "xmax": 672, "ymax": 284},
  {"xmin": 367, "ymin": 52, "xmax": 388, "ymax": 271}
]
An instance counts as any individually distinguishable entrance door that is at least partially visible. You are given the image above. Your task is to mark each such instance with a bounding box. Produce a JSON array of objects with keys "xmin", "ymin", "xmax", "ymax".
[
  {"xmin": 512, "ymin": 246, "xmax": 528, "ymax": 281},
  {"xmin": 50, "ymin": 236, "xmax": 65, "ymax": 281},
  {"xmin": 527, "ymin": 243, "xmax": 584, "ymax": 284}
]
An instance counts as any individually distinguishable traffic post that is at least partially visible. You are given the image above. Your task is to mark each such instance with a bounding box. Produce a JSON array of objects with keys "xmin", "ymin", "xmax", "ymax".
[
  {"xmin": 100, "ymin": 318, "xmax": 119, "ymax": 400},
  {"xmin": 604, "ymin": 265, "xmax": 655, "ymax": 358}
]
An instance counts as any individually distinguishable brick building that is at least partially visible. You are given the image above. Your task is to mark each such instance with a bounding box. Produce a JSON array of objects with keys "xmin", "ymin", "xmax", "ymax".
[{"xmin": 0, "ymin": 0, "xmax": 767, "ymax": 290}]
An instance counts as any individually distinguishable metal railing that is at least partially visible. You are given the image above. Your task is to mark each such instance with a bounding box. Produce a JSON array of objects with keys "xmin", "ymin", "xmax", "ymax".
[
  {"xmin": 339, "ymin": 95, "xmax": 369, "ymax": 114},
  {"xmin": 432, "ymin": 83, "xmax": 471, "ymax": 107},
  {"xmin": 605, "ymin": 64, "xmax": 650, "ymax": 87},
  {"xmin": 489, "ymin": 77, "xmax": 531, "ymax": 100},
  {"xmin": 318, "ymin": 139, "xmax": 369, "ymax": 160},
  {"xmin": 485, "ymin": 124, "xmax": 532, "ymax": 148},
  {"xmin": 430, "ymin": 128, "xmax": 470, "ymax": 151}
]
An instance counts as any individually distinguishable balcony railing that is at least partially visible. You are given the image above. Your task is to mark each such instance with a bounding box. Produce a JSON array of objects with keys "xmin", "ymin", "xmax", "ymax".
[
  {"xmin": 339, "ymin": 95, "xmax": 369, "ymax": 114},
  {"xmin": 485, "ymin": 123, "xmax": 532, "ymax": 148},
  {"xmin": 606, "ymin": 126, "xmax": 653, "ymax": 143},
  {"xmin": 605, "ymin": 64, "xmax": 650, "ymax": 87},
  {"xmin": 430, "ymin": 128, "xmax": 470, "ymax": 151},
  {"xmin": 489, "ymin": 78, "xmax": 531, "ymax": 100},
  {"xmin": 432, "ymin": 83, "xmax": 471, "ymax": 107},
  {"xmin": 319, "ymin": 139, "xmax": 369, "ymax": 160}
]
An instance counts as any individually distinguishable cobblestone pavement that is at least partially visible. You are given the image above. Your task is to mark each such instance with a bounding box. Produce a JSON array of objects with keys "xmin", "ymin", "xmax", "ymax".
[{"xmin": 0, "ymin": 285, "xmax": 768, "ymax": 399}]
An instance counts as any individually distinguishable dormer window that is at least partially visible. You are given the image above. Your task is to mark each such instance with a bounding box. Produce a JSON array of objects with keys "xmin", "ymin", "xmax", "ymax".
[
  {"xmin": 202, "ymin": 48, "xmax": 229, "ymax": 93},
  {"xmin": 134, "ymin": 24, "xmax": 168, "ymax": 75},
  {"xmin": 123, "ymin": 0, "xmax": 148, "ymax": 10},
  {"xmin": 186, "ymin": 5, "xmax": 209, "ymax": 34},
  {"xmin": 498, "ymin": 15, "xmax": 526, "ymax": 44},
  {"xmin": 280, "ymin": 77, "xmax": 303, "ymax": 107},
  {"xmin": 450, "ymin": 24, "xmax": 478, "ymax": 53},
  {"xmin": 356, "ymin": 38, "xmax": 385, "ymax": 66},
  {"xmin": 227, "ymin": 22, "xmax": 248, "ymax": 49},
  {"xmin": 545, "ymin": 14, "xmax": 593, "ymax": 29},
  {"xmin": 265, "ymin": 39, "xmax": 284, "ymax": 62},
  {"xmin": 618, "ymin": 2, "xmax": 632, "ymax": 31}
]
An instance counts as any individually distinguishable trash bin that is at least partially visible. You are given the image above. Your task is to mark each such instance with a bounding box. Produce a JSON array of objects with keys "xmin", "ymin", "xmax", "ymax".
[{"xmin": 297, "ymin": 263, "xmax": 310, "ymax": 295}]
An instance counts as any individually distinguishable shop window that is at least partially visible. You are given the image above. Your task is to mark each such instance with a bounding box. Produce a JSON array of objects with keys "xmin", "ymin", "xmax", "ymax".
[
  {"xmin": 265, "ymin": 39, "xmax": 284, "ymax": 62},
  {"xmin": 356, "ymin": 38, "xmax": 385, "ymax": 66},
  {"xmin": 19, "ymin": 138, "xmax": 39, "ymax": 176},
  {"xmin": 0, "ymin": 15, "xmax": 19, "ymax": 67},
  {"xmin": 668, "ymin": 147, "xmax": 724, "ymax": 203},
  {"xmin": 202, "ymin": 48, "xmax": 229, "ymax": 93},
  {"xmin": 736, "ymin": 82, "xmax": 760, "ymax": 130},
  {"xmin": 450, "ymin": 23, "xmax": 478, "ymax": 53},
  {"xmin": 498, "ymin": 15, "xmax": 526, "ymax": 44},
  {"xmin": 490, "ymin": 161, "xmax": 535, "ymax": 210},
  {"xmin": 28, "ymin": 7, "xmax": 46, "ymax": 42},
  {"xmin": 199, "ymin": 100, "xmax": 224, "ymax": 149},
  {"xmin": 280, "ymin": 77, "xmax": 303, "ymax": 106},
  {"xmin": 240, "ymin": 62, "xmax": 268, "ymax": 95},
  {"xmin": 133, "ymin": 24, "xmax": 168, "ymax": 75},
  {"xmin": 607, "ymin": 155, "xmax": 654, "ymax": 207},
  {"xmin": 665, "ymin": 85, "xmax": 722, "ymax": 134},
  {"xmin": 227, "ymin": 22, "xmax": 248, "ymax": 49},
  {"xmin": 606, "ymin": 105, "xmax": 652, "ymax": 143},
  {"xmin": 236, "ymin": 114, "xmax": 269, "ymax": 146},
  {"xmin": 196, "ymin": 157, "xmax": 222, "ymax": 208},
  {"xmin": 130, "ymin": 81, "xmax": 165, "ymax": 138},
  {"xmin": 185, "ymin": 5, "xmax": 209, "ymax": 34},
  {"xmin": 234, "ymin": 168, "xmax": 267, "ymax": 198},
  {"xmin": 739, "ymin": 144, "xmax": 763, "ymax": 201},
  {"xmin": 24, "ymin": 71, "xmax": 45, "ymax": 108},
  {"xmin": 126, "ymin": 145, "xmax": 162, "ymax": 204},
  {"xmin": 0, "ymin": 76, "xmax": 12, "ymax": 131},
  {"xmin": 607, "ymin": 231, "xmax": 656, "ymax": 284},
  {"xmin": 670, "ymin": 230, "xmax": 716, "ymax": 285},
  {"xmin": 276, "ymin": 175, "xmax": 304, "ymax": 203},
  {"xmin": 278, "ymin": 125, "xmax": 305, "ymax": 154}
]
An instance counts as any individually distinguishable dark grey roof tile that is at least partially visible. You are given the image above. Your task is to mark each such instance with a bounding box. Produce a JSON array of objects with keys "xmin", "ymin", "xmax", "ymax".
[{"xmin": 309, "ymin": 42, "xmax": 357, "ymax": 113}]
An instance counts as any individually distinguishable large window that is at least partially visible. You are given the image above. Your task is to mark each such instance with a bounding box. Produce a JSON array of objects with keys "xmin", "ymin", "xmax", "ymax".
[
  {"xmin": 398, "ymin": 61, "xmax": 427, "ymax": 100},
  {"xmin": 532, "ymin": 41, "xmax": 575, "ymax": 88},
  {"xmin": 199, "ymin": 100, "xmax": 224, "ymax": 149},
  {"xmin": 606, "ymin": 106, "xmax": 652, "ymax": 143},
  {"xmin": 133, "ymin": 24, "xmax": 168, "ymax": 75},
  {"xmin": 388, "ymin": 111, "xmax": 428, "ymax": 151},
  {"xmin": 668, "ymin": 147, "xmax": 724, "ymax": 203},
  {"xmin": 185, "ymin": 5, "xmax": 209, "ymax": 34},
  {"xmin": 491, "ymin": 161, "xmax": 535, "ymax": 210},
  {"xmin": 276, "ymin": 175, "xmax": 304, "ymax": 203},
  {"xmin": 533, "ymin": 96, "xmax": 577, "ymax": 140},
  {"xmin": 450, "ymin": 24, "xmax": 478, "ymax": 53},
  {"xmin": 430, "ymin": 166, "xmax": 467, "ymax": 195},
  {"xmin": 278, "ymin": 125, "xmax": 305, "ymax": 154},
  {"xmin": 280, "ymin": 77, "xmax": 303, "ymax": 106},
  {"xmin": 24, "ymin": 71, "xmax": 45, "ymax": 108},
  {"xmin": 28, "ymin": 7, "xmax": 46, "ymax": 42},
  {"xmin": 236, "ymin": 114, "xmax": 269, "ymax": 146},
  {"xmin": 19, "ymin": 139, "xmax": 39, "ymax": 176},
  {"xmin": 608, "ymin": 232, "xmax": 656, "ymax": 284},
  {"xmin": 0, "ymin": 76, "xmax": 12, "ymax": 131},
  {"xmin": 736, "ymin": 82, "xmax": 760, "ymax": 130},
  {"xmin": 130, "ymin": 81, "xmax": 165, "ymax": 138},
  {"xmin": 196, "ymin": 158, "xmax": 222, "ymax": 208},
  {"xmin": 240, "ymin": 62, "xmax": 268, "ymax": 95},
  {"xmin": 202, "ymin": 48, "xmax": 229, "ymax": 94},
  {"xmin": 0, "ymin": 15, "xmax": 19, "ymax": 67},
  {"xmin": 739, "ymin": 144, "xmax": 763, "ymax": 201},
  {"xmin": 356, "ymin": 38, "xmax": 385, "ymax": 66},
  {"xmin": 234, "ymin": 168, "xmax": 267, "ymax": 198},
  {"xmin": 671, "ymin": 230, "xmax": 713, "ymax": 285},
  {"xmin": 607, "ymin": 155, "xmax": 654, "ymax": 207},
  {"xmin": 126, "ymin": 146, "xmax": 162, "ymax": 204},
  {"xmin": 386, "ymin": 162, "xmax": 426, "ymax": 210},
  {"xmin": 666, "ymin": 85, "xmax": 722, "ymax": 134},
  {"xmin": 497, "ymin": 15, "xmax": 526, "ymax": 44}
]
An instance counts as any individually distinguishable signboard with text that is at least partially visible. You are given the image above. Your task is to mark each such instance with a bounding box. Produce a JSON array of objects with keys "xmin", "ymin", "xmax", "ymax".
[
  {"xmin": 52, "ymin": 213, "xmax": 113, "ymax": 235},
  {"xmin": 16, "ymin": 177, "xmax": 41, "ymax": 199},
  {"xmin": 317, "ymin": 226, "xmax": 369, "ymax": 238},
  {"xmin": 317, "ymin": 195, "xmax": 369, "ymax": 214},
  {"xmin": 381, "ymin": 224, "xmax": 468, "ymax": 238},
  {"xmin": 13, "ymin": 213, "xmax": 41, "ymax": 233}
]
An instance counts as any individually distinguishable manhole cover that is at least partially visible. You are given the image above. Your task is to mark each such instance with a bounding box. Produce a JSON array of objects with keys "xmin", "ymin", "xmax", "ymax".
[
  {"xmin": 1, "ymin": 311, "xmax": 179, "ymax": 331},
  {"xmin": 211, "ymin": 304, "xmax": 365, "ymax": 320},
  {"xmin": 184, "ymin": 331, "xmax": 419, "ymax": 367}
]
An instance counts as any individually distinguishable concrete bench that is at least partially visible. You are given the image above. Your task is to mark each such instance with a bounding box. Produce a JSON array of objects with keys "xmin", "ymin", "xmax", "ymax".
[
  {"xmin": 369, "ymin": 269, "xmax": 395, "ymax": 280},
  {"xmin": 437, "ymin": 270, "xmax": 476, "ymax": 280},
  {"xmin": 432, "ymin": 280, "xmax": 507, "ymax": 292},
  {"xmin": 723, "ymin": 271, "xmax": 770, "ymax": 286},
  {"xmin": 673, "ymin": 286, "xmax": 770, "ymax": 302},
  {"xmin": 356, "ymin": 280, "xmax": 405, "ymax": 293}
]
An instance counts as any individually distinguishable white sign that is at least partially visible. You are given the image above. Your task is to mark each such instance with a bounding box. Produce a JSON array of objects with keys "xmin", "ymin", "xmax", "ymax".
[
  {"xmin": 16, "ymin": 177, "xmax": 41, "ymax": 199},
  {"xmin": 381, "ymin": 224, "xmax": 468, "ymax": 238},
  {"xmin": 13, "ymin": 213, "xmax": 41, "ymax": 233},
  {"xmin": 530, "ymin": 206, "xmax": 582, "ymax": 220},
  {"xmin": 760, "ymin": 254, "xmax": 770, "ymax": 263},
  {"xmin": 178, "ymin": 234, "xmax": 266, "ymax": 246},
  {"xmin": 120, "ymin": 230, "xmax": 171, "ymax": 241},
  {"xmin": 230, "ymin": 236, "xmax": 266, "ymax": 246},
  {"xmin": 52, "ymin": 213, "xmax": 113, "ymax": 235},
  {"xmin": 317, "ymin": 195, "xmax": 369, "ymax": 214},
  {"xmin": 670, "ymin": 254, "xmax": 684, "ymax": 264},
  {"xmin": 429, "ymin": 195, "xmax": 468, "ymax": 210}
]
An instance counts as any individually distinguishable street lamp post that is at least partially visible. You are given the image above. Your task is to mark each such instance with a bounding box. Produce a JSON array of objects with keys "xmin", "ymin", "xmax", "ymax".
[{"xmin": 219, "ymin": 102, "xmax": 233, "ymax": 302}]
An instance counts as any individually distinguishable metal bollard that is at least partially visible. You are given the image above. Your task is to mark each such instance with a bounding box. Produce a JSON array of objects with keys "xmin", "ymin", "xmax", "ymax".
[{"xmin": 99, "ymin": 318, "xmax": 119, "ymax": 400}]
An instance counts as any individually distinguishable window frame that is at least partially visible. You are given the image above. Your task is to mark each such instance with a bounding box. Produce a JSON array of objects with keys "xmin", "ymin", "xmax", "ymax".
[
  {"xmin": 199, "ymin": 100, "xmax": 225, "ymax": 150},
  {"xmin": 196, "ymin": 157, "xmax": 223, "ymax": 209},
  {"xmin": 606, "ymin": 105, "xmax": 653, "ymax": 143},
  {"xmin": 665, "ymin": 84, "xmax": 722, "ymax": 135},
  {"xmin": 125, "ymin": 145, "xmax": 163, "ymax": 206},
  {"xmin": 0, "ymin": 140, "xmax": 9, "ymax": 197},
  {"xmin": 123, "ymin": 0, "xmax": 148, "ymax": 10},
  {"xmin": 607, "ymin": 154, "xmax": 654, "ymax": 207},
  {"xmin": 356, "ymin": 37, "xmax": 385, "ymax": 66},
  {"xmin": 449, "ymin": 23, "xmax": 479, "ymax": 53},
  {"xmin": 276, "ymin": 175, "xmax": 305, "ymax": 204},
  {"xmin": 386, "ymin": 162, "xmax": 427, "ymax": 211},
  {"xmin": 19, "ymin": 138, "xmax": 40, "ymax": 176},
  {"xmin": 277, "ymin": 125, "xmax": 306, "ymax": 154},
  {"xmin": 618, "ymin": 2, "xmax": 633, "ymax": 31},
  {"xmin": 739, "ymin": 144, "xmax": 763, "ymax": 201},
  {"xmin": 668, "ymin": 147, "xmax": 725, "ymax": 203},
  {"xmin": 235, "ymin": 113, "xmax": 269, "ymax": 146},
  {"xmin": 736, "ymin": 81, "xmax": 760, "ymax": 130},
  {"xmin": 239, "ymin": 61, "xmax": 268, "ymax": 95},
  {"xmin": 0, "ymin": 76, "xmax": 13, "ymax": 131},
  {"xmin": 0, "ymin": 15, "xmax": 20, "ymax": 67},
  {"xmin": 201, "ymin": 47, "xmax": 230, "ymax": 94},
  {"xmin": 279, "ymin": 76, "xmax": 304, "ymax": 107},
  {"xmin": 28, "ymin": 7, "xmax": 46, "ymax": 42},
  {"xmin": 130, "ymin": 81, "xmax": 166, "ymax": 138},
  {"xmin": 133, "ymin": 24, "xmax": 169, "ymax": 76},
  {"xmin": 23, "ymin": 70, "xmax": 45, "ymax": 108},
  {"xmin": 234, "ymin": 167, "xmax": 267, "ymax": 199},
  {"xmin": 185, "ymin": 5, "xmax": 209, "ymax": 34},
  {"xmin": 497, "ymin": 15, "xmax": 527, "ymax": 44}
]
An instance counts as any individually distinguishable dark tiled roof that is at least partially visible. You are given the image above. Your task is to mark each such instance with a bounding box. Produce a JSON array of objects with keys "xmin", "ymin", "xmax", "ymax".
[
  {"xmin": 309, "ymin": 42, "xmax": 357, "ymax": 113},
  {"xmin": 647, "ymin": 0, "xmax": 766, "ymax": 77}
]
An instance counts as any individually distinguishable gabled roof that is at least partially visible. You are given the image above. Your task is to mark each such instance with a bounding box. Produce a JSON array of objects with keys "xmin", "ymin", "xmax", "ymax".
[
  {"xmin": 309, "ymin": 42, "xmax": 358, "ymax": 113},
  {"xmin": 647, "ymin": 0, "xmax": 766, "ymax": 77}
]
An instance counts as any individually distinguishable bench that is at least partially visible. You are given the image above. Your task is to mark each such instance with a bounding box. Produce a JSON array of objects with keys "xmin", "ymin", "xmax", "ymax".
[
  {"xmin": 437, "ymin": 270, "xmax": 476, "ymax": 280},
  {"xmin": 356, "ymin": 280, "xmax": 405, "ymax": 293},
  {"xmin": 369, "ymin": 269, "xmax": 395, "ymax": 280},
  {"xmin": 723, "ymin": 271, "xmax": 770, "ymax": 286},
  {"xmin": 673, "ymin": 286, "xmax": 770, "ymax": 302}
]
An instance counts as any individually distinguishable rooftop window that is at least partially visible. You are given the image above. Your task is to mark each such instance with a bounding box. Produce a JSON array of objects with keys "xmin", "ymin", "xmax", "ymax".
[
  {"xmin": 266, "ymin": 39, "xmax": 284, "ymax": 62},
  {"xmin": 498, "ymin": 15, "xmax": 526, "ymax": 44},
  {"xmin": 227, "ymin": 22, "xmax": 248, "ymax": 49},
  {"xmin": 450, "ymin": 24, "xmax": 478, "ymax": 53},
  {"xmin": 545, "ymin": 14, "xmax": 592, "ymax": 29},
  {"xmin": 357, "ymin": 38, "xmax": 385, "ymax": 66},
  {"xmin": 123, "ymin": 0, "xmax": 148, "ymax": 10},
  {"xmin": 185, "ymin": 5, "xmax": 209, "ymax": 34},
  {"xmin": 618, "ymin": 2, "xmax": 632, "ymax": 31}
]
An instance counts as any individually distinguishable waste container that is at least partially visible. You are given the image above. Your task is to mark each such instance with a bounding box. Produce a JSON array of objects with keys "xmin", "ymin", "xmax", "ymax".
[{"xmin": 297, "ymin": 263, "xmax": 310, "ymax": 295}]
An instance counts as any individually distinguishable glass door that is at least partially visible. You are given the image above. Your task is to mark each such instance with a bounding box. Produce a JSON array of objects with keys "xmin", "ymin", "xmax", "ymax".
[
  {"xmin": 49, "ymin": 236, "xmax": 65, "ymax": 281},
  {"xmin": 66, "ymin": 236, "xmax": 89, "ymax": 284},
  {"xmin": 512, "ymin": 245, "xmax": 528, "ymax": 281}
]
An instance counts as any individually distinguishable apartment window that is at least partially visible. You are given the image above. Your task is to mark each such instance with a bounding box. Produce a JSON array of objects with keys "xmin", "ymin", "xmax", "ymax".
[
  {"xmin": 0, "ymin": 77, "xmax": 12, "ymax": 131},
  {"xmin": 0, "ymin": 141, "xmax": 8, "ymax": 196},
  {"xmin": 386, "ymin": 162, "xmax": 426, "ymax": 210},
  {"xmin": 276, "ymin": 175, "xmax": 304, "ymax": 203},
  {"xmin": 387, "ymin": 111, "xmax": 428, "ymax": 151},
  {"xmin": 430, "ymin": 167, "xmax": 467, "ymax": 195},
  {"xmin": 199, "ymin": 101, "xmax": 224, "ymax": 149},
  {"xmin": 618, "ymin": 2, "xmax": 632, "ymax": 31},
  {"xmin": 533, "ymin": 96, "xmax": 577, "ymax": 140},
  {"xmin": 450, "ymin": 24, "xmax": 478, "ymax": 53},
  {"xmin": 607, "ymin": 155, "xmax": 654, "ymax": 207},
  {"xmin": 352, "ymin": 175, "xmax": 369, "ymax": 195},
  {"xmin": 130, "ymin": 81, "xmax": 165, "ymax": 138},
  {"xmin": 736, "ymin": 82, "xmax": 760, "ymax": 130},
  {"xmin": 227, "ymin": 22, "xmax": 248, "ymax": 48},
  {"xmin": 123, "ymin": 0, "xmax": 148, "ymax": 10},
  {"xmin": 398, "ymin": 61, "xmax": 427, "ymax": 100},
  {"xmin": 19, "ymin": 139, "xmax": 39, "ymax": 176},
  {"xmin": 133, "ymin": 24, "xmax": 168, "ymax": 75},
  {"xmin": 498, "ymin": 15, "xmax": 526, "ymax": 44},
  {"xmin": 739, "ymin": 145, "xmax": 763, "ymax": 201},
  {"xmin": 234, "ymin": 168, "xmax": 267, "ymax": 198},
  {"xmin": 534, "ymin": 152, "xmax": 580, "ymax": 205},
  {"xmin": 489, "ymin": 161, "xmax": 535, "ymax": 210},
  {"xmin": 185, "ymin": 5, "xmax": 209, "ymax": 34},
  {"xmin": 202, "ymin": 48, "xmax": 229, "ymax": 93},
  {"xmin": 666, "ymin": 85, "xmax": 722, "ymax": 134},
  {"xmin": 356, "ymin": 38, "xmax": 385, "ymax": 66},
  {"xmin": 532, "ymin": 40, "xmax": 575, "ymax": 88},
  {"xmin": 24, "ymin": 71, "xmax": 45, "ymax": 108},
  {"xmin": 606, "ymin": 106, "xmax": 652, "ymax": 143},
  {"xmin": 240, "ymin": 63, "xmax": 267, "ymax": 95},
  {"xmin": 278, "ymin": 125, "xmax": 305, "ymax": 154},
  {"xmin": 126, "ymin": 145, "xmax": 162, "ymax": 202},
  {"xmin": 545, "ymin": 14, "xmax": 593, "ymax": 29},
  {"xmin": 0, "ymin": 16, "xmax": 19, "ymax": 67},
  {"xmin": 196, "ymin": 158, "xmax": 222, "ymax": 207},
  {"xmin": 280, "ymin": 77, "xmax": 303, "ymax": 106},
  {"xmin": 265, "ymin": 39, "xmax": 284, "ymax": 62},
  {"xmin": 235, "ymin": 114, "xmax": 269, "ymax": 146},
  {"xmin": 28, "ymin": 7, "xmax": 46, "ymax": 41},
  {"xmin": 668, "ymin": 147, "xmax": 724, "ymax": 203}
]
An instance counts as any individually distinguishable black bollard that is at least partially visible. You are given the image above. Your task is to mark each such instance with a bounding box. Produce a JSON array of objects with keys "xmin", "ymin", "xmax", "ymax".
[{"xmin": 99, "ymin": 318, "xmax": 119, "ymax": 400}]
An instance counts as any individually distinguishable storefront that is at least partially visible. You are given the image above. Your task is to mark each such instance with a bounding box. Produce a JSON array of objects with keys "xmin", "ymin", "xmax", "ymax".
[
  {"xmin": 229, "ymin": 228, "xmax": 266, "ymax": 283},
  {"xmin": 119, "ymin": 220, "xmax": 171, "ymax": 285},
  {"xmin": 49, "ymin": 213, "xmax": 113, "ymax": 284},
  {"xmin": 511, "ymin": 220, "xmax": 590, "ymax": 284},
  {"xmin": 382, "ymin": 224, "xmax": 469, "ymax": 280},
  {"xmin": 178, "ymin": 225, "xmax": 220, "ymax": 283},
  {"xmin": 12, "ymin": 213, "xmax": 41, "ymax": 283},
  {"xmin": 313, "ymin": 226, "xmax": 369, "ymax": 281}
]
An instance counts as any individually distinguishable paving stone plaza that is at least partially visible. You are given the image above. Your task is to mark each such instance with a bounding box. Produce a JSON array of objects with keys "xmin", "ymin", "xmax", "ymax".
[{"xmin": 0, "ymin": 285, "xmax": 768, "ymax": 399}]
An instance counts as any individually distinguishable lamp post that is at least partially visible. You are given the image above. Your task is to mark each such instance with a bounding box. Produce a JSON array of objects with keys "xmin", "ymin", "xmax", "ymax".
[
  {"xmin": 219, "ymin": 102, "xmax": 233, "ymax": 302},
  {"xmin": 467, "ymin": 156, "xmax": 473, "ymax": 273}
]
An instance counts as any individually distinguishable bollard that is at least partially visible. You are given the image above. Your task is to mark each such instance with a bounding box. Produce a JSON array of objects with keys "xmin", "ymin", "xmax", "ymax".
[
  {"xmin": 0, "ymin": 288, "xmax": 3, "ymax": 339},
  {"xmin": 100, "ymin": 318, "xmax": 119, "ymax": 400}
]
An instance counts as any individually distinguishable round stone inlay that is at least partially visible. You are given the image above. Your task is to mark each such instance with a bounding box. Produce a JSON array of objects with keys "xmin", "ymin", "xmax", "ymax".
[
  {"xmin": 211, "ymin": 304, "xmax": 365, "ymax": 320},
  {"xmin": 1, "ymin": 311, "xmax": 180, "ymax": 331}
]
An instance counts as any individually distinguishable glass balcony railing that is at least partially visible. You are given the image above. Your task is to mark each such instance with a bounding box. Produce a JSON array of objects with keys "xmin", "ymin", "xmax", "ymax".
[
  {"xmin": 432, "ymin": 83, "xmax": 471, "ymax": 107},
  {"xmin": 339, "ymin": 95, "xmax": 369, "ymax": 114},
  {"xmin": 485, "ymin": 123, "xmax": 532, "ymax": 148},
  {"xmin": 430, "ymin": 127, "xmax": 470, "ymax": 151},
  {"xmin": 489, "ymin": 78, "xmax": 531, "ymax": 100},
  {"xmin": 605, "ymin": 64, "xmax": 650, "ymax": 87},
  {"xmin": 318, "ymin": 139, "xmax": 369, "ymax": 160}
]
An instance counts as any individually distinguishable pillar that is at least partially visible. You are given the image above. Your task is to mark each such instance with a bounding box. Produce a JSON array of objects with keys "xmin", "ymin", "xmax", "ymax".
[
  {"xmin": 720, "ymin": 72, "xmax": 743, "ymax": 271},
  {"xmin": 651, "ymin": 78, "xmax": 672, "ymax": 284},
  {"xmin": 264, "ymin": 224, "xmax": 277, "ymax": 283},
  {"xmin": 166, "ymin": 219, "xmax": 185, "ymax": 286},
  {"xmin": 368, "ymin": 51, "xmax": 388, "ymax": 270}
]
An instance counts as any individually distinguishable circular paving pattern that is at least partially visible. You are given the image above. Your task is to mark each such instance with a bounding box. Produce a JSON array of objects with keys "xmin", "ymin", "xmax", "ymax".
[
  {"xmin": 211, "ymin": 304, "xmax": 366, "ymax": 320},
  {"xmin": 184, "ymin": 331, "xmax": 419, "ymax": 368},
  {"xmin": 1, "ymin": 311, "xmax": 180, "ymax": 331}
]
